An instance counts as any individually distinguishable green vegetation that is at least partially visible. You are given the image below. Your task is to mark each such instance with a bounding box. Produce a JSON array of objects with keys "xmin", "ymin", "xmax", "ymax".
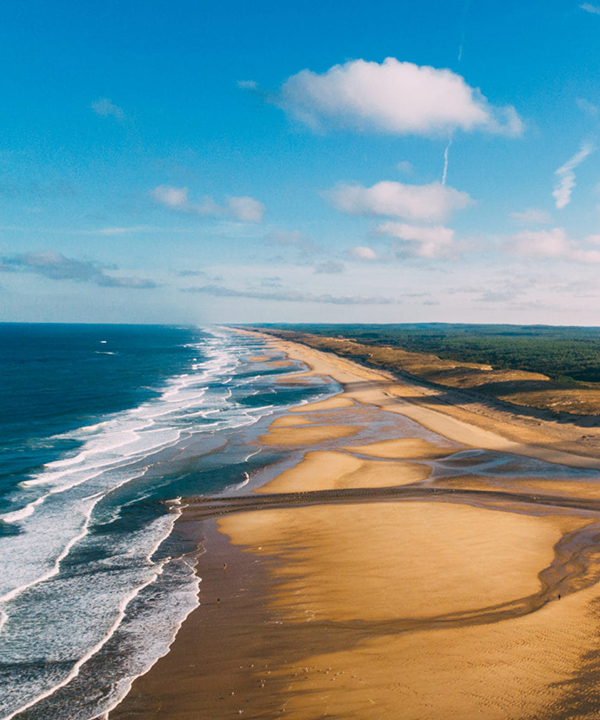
[{"xmin": 256, "ymin": 324, "xmax": 600, "ymax": 385}]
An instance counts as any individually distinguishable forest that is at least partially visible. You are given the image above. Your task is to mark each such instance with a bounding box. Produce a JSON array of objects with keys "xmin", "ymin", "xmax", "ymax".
[{"xmin": 258, "ymin": 324, "xmax": 600, "ymax": 385}]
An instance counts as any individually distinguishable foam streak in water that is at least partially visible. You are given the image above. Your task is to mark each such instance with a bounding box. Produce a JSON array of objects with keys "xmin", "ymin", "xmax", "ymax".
[
  {"xmin": 0, "ymin": 326, "xmax": 338, "ymax": 720},
  {"xmin": 1, "ymin": 565, "xmax": 167, "ymax": 720}
]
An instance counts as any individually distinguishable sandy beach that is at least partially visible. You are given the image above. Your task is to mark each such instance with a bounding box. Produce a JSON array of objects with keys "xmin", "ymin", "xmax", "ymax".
[{"xmin": 112, "ymin": 332, "xmax": 600, "ymax": 719}]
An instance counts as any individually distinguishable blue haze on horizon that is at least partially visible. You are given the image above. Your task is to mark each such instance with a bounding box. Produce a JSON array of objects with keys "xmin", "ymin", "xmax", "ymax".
[{"xmin": 2, "ymin": 0, "xmax": 600, "ymax": 325}]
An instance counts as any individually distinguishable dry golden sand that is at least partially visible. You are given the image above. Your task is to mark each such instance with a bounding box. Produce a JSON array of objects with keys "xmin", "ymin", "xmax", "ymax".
[
  {"xmin": 113, "ymin": 332, "xmax": 600, "ymax": 719},
  {"xmin": 256, "ymin": 450, "xmax": 431, "ymax": 493},
  {"xmin": 218, "ymin": 499, "xmax": 597, "ymax": 719},
  {"xmin": 288, "ymin": 395, "xmax": 355, "ymax": 412},
  {"xmin": 219, "ymin": 503, "xmax": 585, "ymax": 622},
  {"xmin": 222, "ymin": 334, "xmax": 600, "ymax": 717},
  {"xmin": 269, "ymin": 415, "xmax": 313, "ymax": 428},
  {"xmin": 345, "ymin": 436, "xmax": 453, "ymax": 460},
  {"xmin": 440, "ymin": 474, "xmax": 600, "ymax": 502},
  {"xmin": 270, "ymin": 584, "xmax": 600, "ymax": 720}
]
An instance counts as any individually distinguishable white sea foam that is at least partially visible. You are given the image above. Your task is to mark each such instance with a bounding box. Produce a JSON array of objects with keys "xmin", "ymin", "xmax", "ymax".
[
  {"xmin": 0, "ymin": 334, "xmax": 240, "ymax": 609},
  {"xmin": 91, "ymin": 555, "xmax": 201, "ymax": 720},
  {"xmin": 0, "ymin": 327, "xmax": 337, "ymax": 719},
  {"xmin": 1, "ymin": 546, "xmax": 176, "ymax": 720},
  {"xmin": 0, "ymin": 505, "xmax": 187, "ymax": 719},
  {"xmin": 0, "ymin": 491, "xmax": 102, "ymax": 604},
  {"xmin": 0, "ymin": 496, "xmax": 45, "ymax": 523},
  {"xmin": 232, "ymin": 471, "xmax": 252, "ymax": 491}
]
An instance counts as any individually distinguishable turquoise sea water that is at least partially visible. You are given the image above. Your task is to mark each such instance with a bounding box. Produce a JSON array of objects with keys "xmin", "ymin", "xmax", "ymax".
[{"xmin": 0, "ymin": 324, "xmax": 335, "ymax": 719}]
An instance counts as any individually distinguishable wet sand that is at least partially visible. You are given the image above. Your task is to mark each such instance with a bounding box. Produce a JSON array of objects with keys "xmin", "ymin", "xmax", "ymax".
[{"xmin": 112, "ymin": 333, "xmax": 600, "ymax": 719}]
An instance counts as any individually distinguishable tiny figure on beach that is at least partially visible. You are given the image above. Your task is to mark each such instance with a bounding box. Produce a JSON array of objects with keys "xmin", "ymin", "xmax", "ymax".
[
  {"xmin": 223, "ymin": 563, "xmax": 227, "ymax": 571},
  {"xmin": 217, "ymin": 598, "xmax": 220, "ymax": 605},
  {"xmin": 558, "ymin": 594, "xmax": 561, "ymax": 600}
]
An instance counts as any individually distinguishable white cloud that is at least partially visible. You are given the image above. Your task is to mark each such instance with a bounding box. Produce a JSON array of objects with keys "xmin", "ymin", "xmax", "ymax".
[
  {"xmin": 90, "ymin": 98, "xmax": 124, "ymax": 121},
  {"xmin": 326, "ymin": 181, "xmax": 472, "ymax": 223},
  {"xmin": 504, "ymin": 227, "xmax": 600, "ymax": 263},
  {"xmin": 510, "ymin": 208, "xmax": 552, "ymax": 224},
  {"xmin": 506, "ymin": 228, "xmax": 572, "ymax": 257},
  {"xmin": 568, "ymin": 247, "xmax": 600, "ymax": 263},
  {"xmin": 348, "ymin": 246, "xmax": 379, "ymax": 261},
  {"xmin": 552, "ymin": 142, "xmax": 595, "ymax": 209},
  {"xmin": 237, "ymin": 80, "xmax": 258, "ymax": 90},
  {"xmin": 581, "ymin": 3, "xmax": 600, "ymax": 14},
  {"xmin": 152, "ymin": 186, "xmax": 190, "ymax": 209},
  {"xmin": 279, "ymin": 58, "xmax": 523, "ymax": 136},
  {"xmin": 227, "ymin": 196, "xmax": 265, "ymax": 223},
  {"xmin": 378, "ymin": 222, "xmax": 456, "ymax": 258},
  {"xmin": 151, "ymin": 185, "xmax": 265, "ymax": 223}
]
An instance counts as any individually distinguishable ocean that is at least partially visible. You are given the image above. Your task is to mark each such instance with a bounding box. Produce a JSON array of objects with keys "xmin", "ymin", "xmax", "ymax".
[{"xmin": 0, "ymin": 324, "xmax": 336, "ymax": 719}]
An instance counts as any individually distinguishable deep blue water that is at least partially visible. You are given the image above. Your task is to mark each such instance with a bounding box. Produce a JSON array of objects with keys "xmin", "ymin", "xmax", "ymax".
[
  {"xmin": 0, "ymin": 324, "xmax": 335, "ymax": 720},
  {"xmin": 1, "ymin": 324, "xmax": 208, "ymax": 504}
]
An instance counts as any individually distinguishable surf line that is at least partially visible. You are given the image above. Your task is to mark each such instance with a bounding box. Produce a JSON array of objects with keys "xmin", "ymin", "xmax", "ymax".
[
  {"xmin": 0, "ymin": 560, "xmax": 170, "ymax": 720},
  {"xmin": 0, "ymin": 491, "xmax": 104, "ymax": 628}
]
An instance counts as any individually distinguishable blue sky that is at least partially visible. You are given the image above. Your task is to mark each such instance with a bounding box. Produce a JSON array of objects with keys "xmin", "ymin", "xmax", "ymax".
[{"xmin": 3, "ymin": 0, "xmax": 600, "ymax": 324}]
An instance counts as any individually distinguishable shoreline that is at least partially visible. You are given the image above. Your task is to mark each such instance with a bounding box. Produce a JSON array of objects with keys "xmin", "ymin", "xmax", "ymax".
[
  {"xmin": 265, "ymin": 332, "xmax": 600, "ymax": 470},
  {"xmin": 112, "ymin": 332, "xmax": 600, "ymax": 719}
]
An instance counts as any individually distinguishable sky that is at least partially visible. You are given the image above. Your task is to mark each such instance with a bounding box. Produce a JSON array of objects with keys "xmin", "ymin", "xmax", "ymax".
[{"xmin": 3, "ymin": 0, "xmax": 600, "ymax": 325}]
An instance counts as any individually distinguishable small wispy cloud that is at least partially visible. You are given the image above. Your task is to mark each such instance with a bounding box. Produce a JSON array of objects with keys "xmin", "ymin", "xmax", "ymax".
[
  {"xmin": 552, "ymin": 142, "xmax": 595, "ymax": 209},
  {"xmin": 182, "ymin": 284, "xmax": 395, "ymax": 305},
  {"xmin": 576, "ymin": 98, "xmax": 599, "ymax": 116},
  {"xmin": 90, "ymin": 98, "xmax": 125, "ymax": 121},
  {"xmin": 177, "ymin": 270, "xmax": 208, "ymax": 278},
  {"xmin": 347, "ymin": 246, "xmax": 379, "ymax": 261},
  {"xmin": 0, "ymin": 250, "xmax": 159, "ymax": 288},
  {"xmin": 266, "ymin": 229, "xmax": 320, "ymax": 253},
  {"xmin": 581, "ymin": 3, "xmax": 600, "ymax": 14},
  {"xmin": 510, "ymin": 208, "xmax": 552, "ymax": 224},
  {"xmin": 151, "ymin": 185, "xmax": 265, "ymax": 223},
  {"xmin": 86, "ymin": 226, "xmax": 152, "ymax": 236}
]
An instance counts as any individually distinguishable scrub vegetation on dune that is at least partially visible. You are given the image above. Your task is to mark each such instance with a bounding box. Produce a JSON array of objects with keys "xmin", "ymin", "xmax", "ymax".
[{"xmin": 250, "ymin": 324, "xmax": 600, "ymax": 418}]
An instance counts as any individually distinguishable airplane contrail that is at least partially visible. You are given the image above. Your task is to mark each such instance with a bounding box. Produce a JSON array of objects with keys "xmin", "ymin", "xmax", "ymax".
[{"xmin": 442, "ymin": 138, "xmax": 453, "ymax": 185}]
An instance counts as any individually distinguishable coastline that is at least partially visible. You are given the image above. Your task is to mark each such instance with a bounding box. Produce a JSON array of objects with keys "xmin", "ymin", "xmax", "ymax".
[
  {"xmin": 266, "ymin": 332, "xmax": 600, "ymax": 469},
  {"xmin": 112, "ymin": 332, "xmax": 600, "ymax": 719}
]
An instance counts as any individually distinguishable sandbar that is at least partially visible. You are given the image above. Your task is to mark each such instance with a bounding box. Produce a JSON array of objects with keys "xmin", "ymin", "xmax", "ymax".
[
  {"xmin": 256, "ymin": 450, "xmax": 431, "ymax": 493},
  {"xmin": 112, "ymin": 331, "xmax": 600, "ymax": 720}
]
